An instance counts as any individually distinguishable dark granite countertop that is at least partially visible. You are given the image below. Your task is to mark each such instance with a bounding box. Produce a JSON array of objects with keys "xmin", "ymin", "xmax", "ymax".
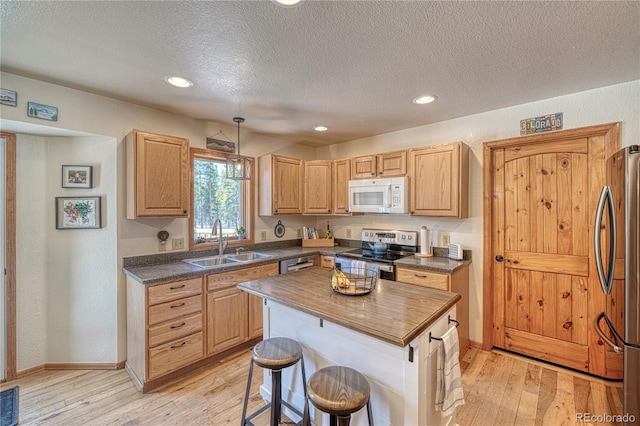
[
  {"xmin": 394, "ymin": 255, "xmax": 471, "ymax": 273},
  {"xmin": 123, "ymin": 245, "xmax": 357, "ymax": 285}
]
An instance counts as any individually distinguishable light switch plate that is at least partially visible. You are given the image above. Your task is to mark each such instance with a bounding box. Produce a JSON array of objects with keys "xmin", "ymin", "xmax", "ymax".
[
  {"xmin": 158, "ymin": 241, "xmax": 166, "ymax": 252},
  {"xmin": 261, "ymin": 230, "xmax": 267, "ymax": 241},
  {"xmin": 172, "ymin": 238, "xmax": 184, "ymax": 250},
  {"xmin": 346, "ymin": 228, "xmax": 352, "ymax": 238}
]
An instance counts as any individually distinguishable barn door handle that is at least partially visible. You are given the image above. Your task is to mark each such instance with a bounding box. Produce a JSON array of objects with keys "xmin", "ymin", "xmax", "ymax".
[{"xmin": 495, "ymin": 255, "xmax": 506, "ymax": 262}]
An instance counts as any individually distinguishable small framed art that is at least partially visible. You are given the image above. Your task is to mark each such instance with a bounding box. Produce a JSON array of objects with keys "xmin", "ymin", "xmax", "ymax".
[
  {"xmin": 0, "ymin": 89, "xmax": 17, "ymax": 107},
  {"xmin": 62, "ymin": 165, "xmax": 93, "ymax": 188},
  {"xmin": 28, "ymin": 101, "xmax": 58, "ymax": 121},
  {"xmin": 55, "ymin": 196, "xmax": 102, "ymax": 229}
]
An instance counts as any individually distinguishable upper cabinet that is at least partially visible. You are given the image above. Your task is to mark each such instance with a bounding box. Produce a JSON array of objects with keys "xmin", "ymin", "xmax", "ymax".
[
  {"xmin": 409, "ymin": 142, "xmax": 469, "ymax": 218},
  {"xmin": 351, "ymin": 155, "xmax": 377, "ymax": 179},
  {"xmin": 303, "ymin": 160, "xmax": 332, "ymax": 215},
  {"xmin": 259, "ymin": 154, "xmax": 303, "ymax": 215},
  {"xmin": 377, "ymin": 150, "xmax": 407, "ymax": 177},
  {"xmin": 351, "ymin": 150, "xmax": 407, "ymax": 179},
  {"xmin": 332, "ymin": 158, "xmax": 351, "ymax": 214},
  {"xmin": 126, "ymin": 130, "xmax": 189, "ymax": 219}
]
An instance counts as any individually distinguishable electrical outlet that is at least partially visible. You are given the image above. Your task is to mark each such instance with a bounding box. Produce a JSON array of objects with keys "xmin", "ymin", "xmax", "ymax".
[
  {"xmin": 158, "ymin": 241, "xmax": 166, "ymax": 252},
  {"xmin": 346, "ymin": 228, "xmax": 352, "ymax": 238},
  {"xmin": 441, "ymin": 232, "xmax": 451, "ymax": 247},
  {"xmin": 261, "ymin": 230, "xmax": 267, "ymax": 241},
  {"xmin": 297, "ymin": 228, "xmax": 302, "ymax": 238},
  {"xmin": 172, "ymin": 238, "xmax": 185, "ymax": 250}
]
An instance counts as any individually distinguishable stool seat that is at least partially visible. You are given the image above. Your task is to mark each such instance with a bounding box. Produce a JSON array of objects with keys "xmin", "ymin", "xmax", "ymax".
[
  {"xmin": 241, "ymin": 337, "xmax": 307, "ymax": 426},
  {"xmin": 307, "ymin": 366, "xmax": 370, "ymax": 417},
  {"xmin": 252, "ymin": 337, "xmax": 303, "ymax": 370}
]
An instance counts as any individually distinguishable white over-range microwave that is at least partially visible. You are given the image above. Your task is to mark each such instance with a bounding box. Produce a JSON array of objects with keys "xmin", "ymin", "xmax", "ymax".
[{"xmin": 348, "ymin": 177, "xmax": 409, "ymax": 214}]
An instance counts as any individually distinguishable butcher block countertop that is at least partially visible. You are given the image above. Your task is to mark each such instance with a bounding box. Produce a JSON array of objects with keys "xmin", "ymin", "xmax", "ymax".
[{"xmin": 237, "ymin": 267, "xmax": 460, "ymax": 347}]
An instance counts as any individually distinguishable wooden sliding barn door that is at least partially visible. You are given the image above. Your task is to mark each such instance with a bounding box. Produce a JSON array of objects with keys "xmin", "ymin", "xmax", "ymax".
[{"xmin": 485, "ymin": 123, "xmax": 622, "ymax": 378}]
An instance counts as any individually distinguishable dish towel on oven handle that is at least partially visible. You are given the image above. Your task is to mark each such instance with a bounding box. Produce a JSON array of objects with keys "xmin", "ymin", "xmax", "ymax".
[
  {"xmin": 348, "ymin": 260, "xmax": 379, "ymax": 277},
  {"xmin": 435, "ymin": 325, "xmax": 465, "ymax": 417}
]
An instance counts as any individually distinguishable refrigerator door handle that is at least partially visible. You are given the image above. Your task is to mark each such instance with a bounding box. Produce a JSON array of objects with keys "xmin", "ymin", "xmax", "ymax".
[
  {"xmin": 594, "ymin": 312, "xmax": 623, "ymax": 353},
  {"xmin": 594, "ymin": 186, "xmax": 616, "ymax": 294}
]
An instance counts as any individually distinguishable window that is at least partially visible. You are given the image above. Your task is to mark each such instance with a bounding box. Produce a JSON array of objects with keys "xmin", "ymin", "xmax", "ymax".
[{"xmin": 189, "ymin": 148, "xmax": 254, "ymax": 250}]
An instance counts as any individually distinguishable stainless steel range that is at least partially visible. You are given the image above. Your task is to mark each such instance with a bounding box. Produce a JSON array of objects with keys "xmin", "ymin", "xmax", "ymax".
[{"xmin": 336, "ymin": 229, "xmax": 418, "ymax": 280}]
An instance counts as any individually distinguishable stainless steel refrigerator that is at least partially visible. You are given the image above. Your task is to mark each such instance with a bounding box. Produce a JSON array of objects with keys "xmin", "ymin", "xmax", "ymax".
[{"xmin": 594, "ymin": 145, "xmax": 639, "ymax": 424}]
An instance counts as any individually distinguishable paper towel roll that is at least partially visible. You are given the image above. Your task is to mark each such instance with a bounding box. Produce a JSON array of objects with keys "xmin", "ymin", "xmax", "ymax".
[{"xmin": 417, "ymin": 226, "xmax": 433, "ymax": 257}]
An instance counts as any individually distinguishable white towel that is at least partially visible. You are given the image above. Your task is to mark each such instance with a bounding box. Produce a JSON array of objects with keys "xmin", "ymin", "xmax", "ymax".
[
  {"xmin": 350, "ymin": 260, "xmax": 367, "ymax": 275},
  {"xmin": 435, "ymin": 326, "xmax": 465, "ymax": 417}
]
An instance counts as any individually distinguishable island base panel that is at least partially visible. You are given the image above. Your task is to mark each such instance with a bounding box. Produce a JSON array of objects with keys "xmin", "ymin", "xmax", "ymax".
[{"xmin": 261, "ymin": 300, "xmax": 458, "ymax": 426}]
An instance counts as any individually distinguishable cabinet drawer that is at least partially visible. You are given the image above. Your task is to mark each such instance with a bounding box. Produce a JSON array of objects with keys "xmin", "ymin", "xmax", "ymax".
[
  {"xmin": 207, "ymin": 263, "xmax": 278, "ymax": 292},
  {"xmin": 148, "ymin": 294, "xmax": 202, "ymax": 326},
  {"xmin": 396, "ymin": 268, "xmax": 449, "ymax": 291},
  {"xmin": 319, "ymin": 255, "xmax": 335, "ymax": 269},
  {"xmin": 148, "ymin": 332, "xmax": 204, "ymax": 379},
  {"xmin": 148, "ymin": 312, "xmax": 203, "ymax": 347},
  {"xmin": 148, "ymin": 277, "xmax": 202, "ymax": 306}
]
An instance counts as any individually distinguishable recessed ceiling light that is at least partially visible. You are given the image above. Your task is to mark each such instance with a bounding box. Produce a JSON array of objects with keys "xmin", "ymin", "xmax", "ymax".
[
  {"xmin": 271, "ymin": 0, "xmax": 304, "ymax": 7},
  {"xmin": 413, "ymin": 95, "xmax": 438, "ymax": 105},
  {"xmin": 164, "ymin": 76, "xmax": 193, "ymax": 88},
  {"xmin": 314, "ymin": 126, "xmax": 328, "ymax": 132}
]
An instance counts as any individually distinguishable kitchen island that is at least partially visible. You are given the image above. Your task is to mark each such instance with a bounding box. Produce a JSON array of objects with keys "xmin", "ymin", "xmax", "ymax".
[{"xmin": 238, "ymin": 267, "xmax": 461, "ymax": 426}]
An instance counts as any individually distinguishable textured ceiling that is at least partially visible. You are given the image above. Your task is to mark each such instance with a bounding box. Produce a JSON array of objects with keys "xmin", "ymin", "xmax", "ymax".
[{"xmin": 1, "ymin": 1, "xmax": 639, "ymax": 146}]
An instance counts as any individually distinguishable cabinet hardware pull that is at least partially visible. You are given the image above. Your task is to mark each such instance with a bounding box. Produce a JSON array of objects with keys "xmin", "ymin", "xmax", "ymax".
[
  {"xmin": 170, "ymin": 322, "xmax": 186, "ymax": 329},
  {"xmin": 170, "ymin": 302, "xmax": 186, "ymax": 308},
  {"xmin": 171, "ymin": 342, "xmax": 186, "ymax": 349},
  {"xmin": 170, "ymin": 284, "xmax": 185, "ymax": 290},
  {"xmin": 414, "ymin": 274, "xmax": 427, "ymax": 278}
]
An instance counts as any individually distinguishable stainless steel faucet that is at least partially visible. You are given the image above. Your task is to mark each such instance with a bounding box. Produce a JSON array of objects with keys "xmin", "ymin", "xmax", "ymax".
[
  {"xmin": 212, "ymin": 218, "xmax": 228, "ymax": 256},
  {"xmin": 235, "ymin": 247, "xmax": 245, "ymax": 255}
]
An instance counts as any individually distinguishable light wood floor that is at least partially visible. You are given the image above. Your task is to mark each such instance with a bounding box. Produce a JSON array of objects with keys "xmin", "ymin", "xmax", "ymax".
[{"xmin": 1, "ymin": 347, "xmax": 623, "ymax": 425}]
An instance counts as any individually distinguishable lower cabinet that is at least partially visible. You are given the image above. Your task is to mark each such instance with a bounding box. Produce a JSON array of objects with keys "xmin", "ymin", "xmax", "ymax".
[
  {"xmin": 396, "ymin": 264, "xmax": 470, "ymax": 355},
  {"xmin": 318, "ymin": 254, "xmax": 336, "ymax": 268},
  {"xmin": 126, "ymin": 276, "xmax": 205, "ymax": 389},
  {"xmin": 125, "ymin": 262, "xmax": 278, "ymax": 392},
  {"xmin": 206, "ymin": 262, "xmax": 279, "ymax": 356}
]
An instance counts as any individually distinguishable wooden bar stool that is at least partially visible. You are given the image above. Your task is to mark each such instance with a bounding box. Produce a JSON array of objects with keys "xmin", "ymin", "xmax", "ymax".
[
  {"xmin": 303, "ymin": 366, "xmax": 373, "ymax": 426},
  {"xmin": 241, "ymin": 337, "xmax": 307, "ymax": 426}
]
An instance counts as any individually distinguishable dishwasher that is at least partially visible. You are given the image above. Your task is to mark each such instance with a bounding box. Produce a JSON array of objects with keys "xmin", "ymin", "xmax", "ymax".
[{"xmin": 279, "ymin": 256, "xmax": 315, "ymax": 274}]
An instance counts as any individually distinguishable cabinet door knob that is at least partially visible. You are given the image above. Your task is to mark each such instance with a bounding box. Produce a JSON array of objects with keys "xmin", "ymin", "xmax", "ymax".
[{"xmin": 183, "ymin": 210, "xmax": 187, "ymax": 214}]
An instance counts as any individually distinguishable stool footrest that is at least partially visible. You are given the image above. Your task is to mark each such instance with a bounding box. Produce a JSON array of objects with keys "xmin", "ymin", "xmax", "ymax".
[{"xmin": 244, "ymin": 400, "xmax": 304, "ymax": 426}]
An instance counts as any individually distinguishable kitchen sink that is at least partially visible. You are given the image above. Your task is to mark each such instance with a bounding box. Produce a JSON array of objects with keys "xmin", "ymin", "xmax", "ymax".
[
  {"xmin": 183, "ymin": 256, "xmax": 241, "ymax": 268},
  {"xmin": 224, "ymin": 252, "xmax": 273, "ymax": 262},
  {"xmin": 183, "ymin": 252, "xmax": 273, "ymax": 268}
]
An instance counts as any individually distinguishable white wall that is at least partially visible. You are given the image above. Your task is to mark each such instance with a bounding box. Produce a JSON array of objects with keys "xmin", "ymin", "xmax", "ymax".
[
  {"xmin": 1, "ymin": 71, "xmax": 638, "ymax": 370},
  {"xmin": 316, "ymin": 80, "xmax": 640, "ymax": 343}
]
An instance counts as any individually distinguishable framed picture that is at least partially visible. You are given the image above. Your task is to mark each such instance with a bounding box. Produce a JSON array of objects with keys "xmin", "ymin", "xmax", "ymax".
[
  {"xmin": 55, "ymin": 196, "xmax": 102, "ymax": 230},
  {"xmin": 27, "ymin": 101, "xmax": 58, "ymax": 121},
  {"xmin": 62, "ymin": 165, "xmax": 93, "ymax": 188},
  {"xmin": 0, "ymin": 88, "xmax": 17, "ymax": 107}
]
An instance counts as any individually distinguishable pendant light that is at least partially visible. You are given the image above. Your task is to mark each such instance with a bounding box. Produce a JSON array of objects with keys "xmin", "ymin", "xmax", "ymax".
[{"xmin": 226, "ymin": 117, "xmax": 251, "ymax": 180}]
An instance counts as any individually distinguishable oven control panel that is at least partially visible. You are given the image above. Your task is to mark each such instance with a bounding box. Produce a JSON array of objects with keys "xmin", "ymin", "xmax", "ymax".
[{"xmin": 361, "ymin": 229, "xmax": 418, "ymax": 246}]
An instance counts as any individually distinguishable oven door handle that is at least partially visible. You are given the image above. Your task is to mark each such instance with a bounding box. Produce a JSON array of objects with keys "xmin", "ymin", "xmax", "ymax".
[{"xmin": 593, "ymin": 311, "xmax": 623, "ymax": 353}]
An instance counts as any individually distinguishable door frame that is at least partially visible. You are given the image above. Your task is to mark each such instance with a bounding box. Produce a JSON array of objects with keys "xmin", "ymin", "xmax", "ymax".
[
  {"xmin": 482, "ymin": 122, "xmax": 620, "ymax": 351},
  {"xmin": 1, "ymin": 132, "xmax": 16, "ymax": 381}
]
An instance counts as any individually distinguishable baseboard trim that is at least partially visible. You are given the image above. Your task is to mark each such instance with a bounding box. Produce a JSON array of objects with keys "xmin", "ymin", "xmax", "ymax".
[
  {"xmin": 16, "ymin": 361, "xmax": 125, "ymax": 378},
  {"xmin": 469, "ymin": 339, "xmax": 482, "ymax": 348},
  {"xmin": 45, "ymin": 361, "xmax": 126, "ymax": 370}
]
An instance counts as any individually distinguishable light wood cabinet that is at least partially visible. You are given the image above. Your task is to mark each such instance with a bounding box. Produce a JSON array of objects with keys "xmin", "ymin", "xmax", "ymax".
[
  {"xmin": 318, "ymin": 254, "xmax": 336, "ymax": 269},
  {"xmin": 206, "ymin": 262, "xmax": 278, "ymax": 355},
  {"xmin": 125, "ymin": 276, "xmax": 204, "ymax": 389},
  {"xmin": 351, "ymin": 150, "xmax": 407, "ymax": 179},
  {"xmin": 303, "ymin": 160, "xmax": 332, "ymax": 215},
  {"xmin": 259, "ymin": 154, "xmax": 303, "ymax": 215},
  {"xmin": 126, "ymin": 130, "xmax": 189, "ymax": 219},
  {"xmin": 396, "ymin": 264, "xmax": 470, "ymax": 356},
  {"xmin": 351, "ymin": 155, "xmax": 377, "ymax": 179},
  {"xmin": 409, "ymin": 142, "xmax": 469, "ymax": 218},
  {"xmin": 377, "ymin": 150, "xmax": 407, "ymax": 177},
  {"xmin": 332, "ymin": 158, "xmax": 351, "ymax": 214}
]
